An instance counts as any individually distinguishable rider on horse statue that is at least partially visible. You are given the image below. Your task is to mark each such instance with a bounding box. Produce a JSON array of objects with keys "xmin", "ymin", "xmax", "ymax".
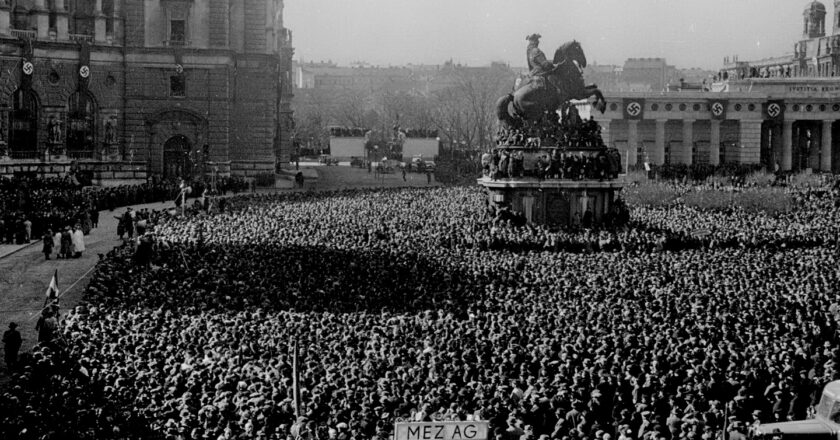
[
  {"xmin": 497, "ymin": 35, "xmax": 605, "ymax": 128},
  {"xmin": 526, "ymin": 34, "xmax": 562, "ymax": 80}
]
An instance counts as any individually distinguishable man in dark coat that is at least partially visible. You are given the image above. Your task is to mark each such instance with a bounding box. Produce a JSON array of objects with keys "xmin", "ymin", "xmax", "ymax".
[
  {"xmin": 3, "ymin": 322, "xmax": 22, "ymax": 370},
  {"xmin": 42, "ymin": 229, "xmax": 54, "ymax": 260}
]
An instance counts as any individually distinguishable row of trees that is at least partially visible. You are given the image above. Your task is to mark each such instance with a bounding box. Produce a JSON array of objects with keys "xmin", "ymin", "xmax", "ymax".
[{"xmin": 291, "ymin": 63, "xmax": 517, "ymax": 154}]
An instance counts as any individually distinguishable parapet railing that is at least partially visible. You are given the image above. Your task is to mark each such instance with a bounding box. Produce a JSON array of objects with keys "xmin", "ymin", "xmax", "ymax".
[
  {"xmin": 69, "ymin": 33, "xmax": 94, "ymax": 44},
  {"xmin": 10, "ymin": 29, "xmax": 36, "ymax": 40},
  {"xmin": 8, "ymin": 150, "xmax": 41, "ymax": 160}
]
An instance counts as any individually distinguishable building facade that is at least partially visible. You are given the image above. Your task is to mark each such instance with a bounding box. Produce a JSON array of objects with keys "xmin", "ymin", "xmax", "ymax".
[
  {"xmin": 597, "ymin": 1, "xmax": 840, "ymax": 174},
  {"xmin": 594, "ymin": 88, "xmax": 840, "ymax": 173},
  {"xmin": 0, "ymin": 0, "xmax": 294, "ymax": 181}
]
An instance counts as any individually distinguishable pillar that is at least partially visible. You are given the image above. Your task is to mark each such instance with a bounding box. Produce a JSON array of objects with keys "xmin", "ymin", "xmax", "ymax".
[
  {"xmin": 627, "ymin": 120, "xmax": 639, "ymax": 168},
  {"xmin": 0, "ymin": 1, "xmax": 9, "ymax": 37},
  {"xmin": 739, "ymin": 120, "xmax": 763, "ymax": 165},
  {"xmin": 653, "ymin": 119, "xmax": 666, "ymax": 165},
  {"xmin": 709, "ymin": 120, "xmax": 721, "ymax": 166},
  {"xmin": 822, "ymin": 120, "xmax": 833, "ymax": 172},
  {"xmin": 94, "ymin": 0, "xmax": 106, "ymax": 42},
  {"xmin": 781, "ymin": 119, "xmax": 794, "ymax": 171},
  {"xmin": 54, "ymin": 0, "xmax": 67, "ymax": 40},
  {"xmin": 682, "ymin": 119, "xmax": 695, "ymax": 165},
  {"xmin": 31, "ymin": 0, "xmax": 48, "ymax": 39}
]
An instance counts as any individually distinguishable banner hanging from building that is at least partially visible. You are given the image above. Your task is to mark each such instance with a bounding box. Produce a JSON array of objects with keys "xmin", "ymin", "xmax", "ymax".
[
  {"xmin": 20, "ymin": 38, "xmax": 34, "ymax": 90},
  {"xmin": 763, "ymin": 100, "xmax": 785, "ymax": 121},
  {"xmin": 78, "ymin": 42, "xmax": 91, "ymax": 92},
  {"xmin": 707, "ymin": 99, "xmax": 728, "ymax": 120},
  {"xmin": 622, "ymin": 98, "xmax": 645, "ymax": 120}
]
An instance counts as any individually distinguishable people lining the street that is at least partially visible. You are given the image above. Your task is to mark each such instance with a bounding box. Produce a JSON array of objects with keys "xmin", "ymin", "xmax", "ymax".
[{"xmin": 0, "ymin": 175, "xmax": 251, "ymax": 246}]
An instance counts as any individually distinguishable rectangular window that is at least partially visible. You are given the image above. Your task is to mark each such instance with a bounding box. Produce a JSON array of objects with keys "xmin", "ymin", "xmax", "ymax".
[
  {"xmin": 170, "ymin": 75, "xmax": 185, "ymax": 97},
  {"xmin": 170, "ymin": 20, "xmax": 186, "ymax": 43}
]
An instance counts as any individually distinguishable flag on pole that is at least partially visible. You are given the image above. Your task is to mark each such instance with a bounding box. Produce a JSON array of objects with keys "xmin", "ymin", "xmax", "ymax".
[
  {"xmin": 44, "ymin": 269, "xmax": 59, "ymax": 310},
  {"xmin": 292, "ymin": 338, "xmax": 301, "ymax": 418},
  {"xmin": 45, "ymin": 269, "xmax": 58, "ymax": 299}
]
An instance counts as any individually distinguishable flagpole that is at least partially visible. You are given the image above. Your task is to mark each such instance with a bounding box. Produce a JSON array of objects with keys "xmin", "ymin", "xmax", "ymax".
[
  {"xmin": 722, "ymin": 402, "xmax": 728, "ymax": 440},
  {"xmin": 292, "ymin": 337, "xmax": 301, "ymax": 418}
]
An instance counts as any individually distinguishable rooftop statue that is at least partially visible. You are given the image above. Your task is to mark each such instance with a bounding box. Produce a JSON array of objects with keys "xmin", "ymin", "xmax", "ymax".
[{"xmin": 496, "ymin": 35, "xmax": 607, "ymax": 129}]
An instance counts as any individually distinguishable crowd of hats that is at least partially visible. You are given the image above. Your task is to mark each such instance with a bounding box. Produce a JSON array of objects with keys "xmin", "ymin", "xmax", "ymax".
[
  {"xmin": 0, "ymin": 175, "xmax": 255, "ymax": 245},
  {"xmin": 1, "ymin": 181, "xmax": 840, "ymax": 440}
]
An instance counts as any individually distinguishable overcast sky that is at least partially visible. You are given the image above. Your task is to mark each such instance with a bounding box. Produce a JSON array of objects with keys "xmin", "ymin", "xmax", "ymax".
[{"xmin": 285, "ymin": 0, "xmax": 818, "ymax": 69}]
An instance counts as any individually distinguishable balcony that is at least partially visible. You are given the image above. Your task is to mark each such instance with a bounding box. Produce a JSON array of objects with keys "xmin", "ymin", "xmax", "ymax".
[
  {"xmin": 69, "ymin": 33, "xmax": 94, "ymax": 44},
  {"xmin": 67, "ymin": 150, "xmax": 97, "ymax": 160},
  {"xmin": 10, "ymin": 29, "xmax": 36, "ymax": 40},
  {"xmin": 8, "ymin": 150, "xmax": 41, "ymax": 160},
  {"xmin": 163, "ymin": 39, "xmax": 191, "ymax": 47}
]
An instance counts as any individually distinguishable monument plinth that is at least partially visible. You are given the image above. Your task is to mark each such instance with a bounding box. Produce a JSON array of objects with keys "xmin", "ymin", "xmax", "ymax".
[{"xmin": 479, "ymin": 35, "xmax": 626, "ymax": 228}]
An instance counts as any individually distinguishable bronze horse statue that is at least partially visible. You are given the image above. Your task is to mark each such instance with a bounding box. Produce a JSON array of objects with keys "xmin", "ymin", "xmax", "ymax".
[{"xmin": 496, "ymin": 40, "xmax": 607, "ymax": 127}]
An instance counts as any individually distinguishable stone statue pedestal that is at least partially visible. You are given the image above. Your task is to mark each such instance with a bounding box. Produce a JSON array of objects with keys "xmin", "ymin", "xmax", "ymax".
[
  {"xmin": 103, "ymin": 142, "xmax": 122, "ymax": 161},
  {"xmin": 46, "ymin": 142, "xmax": 66, "ymax": 161}
]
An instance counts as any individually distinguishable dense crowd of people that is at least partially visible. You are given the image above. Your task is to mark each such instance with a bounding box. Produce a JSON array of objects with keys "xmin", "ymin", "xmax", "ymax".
[
  {"xmin": 0, "ymin": 175, "xmax": 253, "ymax": 245},
  {"xmin": 1, "ymin": 179, "xmax": 839, "ymax": 440}
]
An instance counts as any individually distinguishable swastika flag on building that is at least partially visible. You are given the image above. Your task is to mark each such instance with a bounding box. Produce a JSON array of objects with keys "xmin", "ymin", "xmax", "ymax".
[
  {"xmin": 622, "ymin": 99, "xmax": 645, "ymax": 120},
  {"xmin": 707, "ymin": 99, "xmax": 728, "ymax": 120},
  {"xmin": 763, "ymin": 100, "xmax": 785, "ymax": 121}
]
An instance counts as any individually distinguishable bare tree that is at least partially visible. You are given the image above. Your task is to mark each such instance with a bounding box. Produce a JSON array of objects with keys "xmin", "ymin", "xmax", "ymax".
[
  {"xmin": 331, "ymin": 88, "xmax": 373, "ymax": 128},
  {"xmin": 292, "ymin": 88, "xmax": 331, "ymax": 151},
  {"xmin": 429, "ymin": 64, "xmax": 515, "ymax": 153}
]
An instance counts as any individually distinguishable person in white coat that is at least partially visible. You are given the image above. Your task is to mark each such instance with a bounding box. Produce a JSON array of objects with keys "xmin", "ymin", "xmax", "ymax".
[
  {"xmin": 71, "ymin": 224, "xmax": 86, "ymax": 258},
  {"xmin": 52, "ymin": 230, "xmax": 62, "ymax": 258}
]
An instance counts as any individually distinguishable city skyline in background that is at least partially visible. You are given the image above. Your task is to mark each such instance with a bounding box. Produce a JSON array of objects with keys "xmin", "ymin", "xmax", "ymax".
[{"xmin": 285, "ymin": 0, "xmax": 814, "ymax": 69}]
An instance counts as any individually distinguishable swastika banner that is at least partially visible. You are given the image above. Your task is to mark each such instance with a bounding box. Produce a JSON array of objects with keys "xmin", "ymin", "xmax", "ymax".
[
  {"xmin": 622, "ymin": 99, "xmax": 645, "ymax": 120},
  {"xmin": 707, "ymin": 99, "xmax": 728, "ymax": 120},
  {"xmin": 763, "ymin": 100, "xmax": 785, "ymax": 121}
]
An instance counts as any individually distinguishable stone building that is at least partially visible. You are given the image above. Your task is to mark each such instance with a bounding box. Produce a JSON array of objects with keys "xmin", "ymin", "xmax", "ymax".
[
  {"xmin": 596, "ymin": 1, "xmax": 840, "ymax": 174},
  {"xmin": 0, "ymin": 0, "xmax": 294, "ymax": 182}
]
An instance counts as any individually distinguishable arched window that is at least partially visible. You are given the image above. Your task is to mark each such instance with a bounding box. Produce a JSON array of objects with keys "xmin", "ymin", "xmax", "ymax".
[
  {"xmin": 66, "ymin": 91, "xmax": 97, "ymax": 156},
  {"xmin": 9, "ymin": 89, "xmax": 38, "ymax": 158}
]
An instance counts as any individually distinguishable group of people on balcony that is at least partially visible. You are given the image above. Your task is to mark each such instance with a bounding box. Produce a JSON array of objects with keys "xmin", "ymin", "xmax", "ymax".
[
  {"xmin": 715, "ymin": 65, "xmax": 793, "ymax": 82},
  {"xmin": 482, "ymin": 148, "xmax": 621, "ymax": 181},
  {"xmin": 496, "ymin": 106, "xmax": 605, "ymax": 150}
]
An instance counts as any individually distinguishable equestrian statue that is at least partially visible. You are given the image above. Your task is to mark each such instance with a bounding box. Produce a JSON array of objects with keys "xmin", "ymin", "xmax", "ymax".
[{"xmin": 496, "ymin": 34, "xmax": 607, "ymax": 128}]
